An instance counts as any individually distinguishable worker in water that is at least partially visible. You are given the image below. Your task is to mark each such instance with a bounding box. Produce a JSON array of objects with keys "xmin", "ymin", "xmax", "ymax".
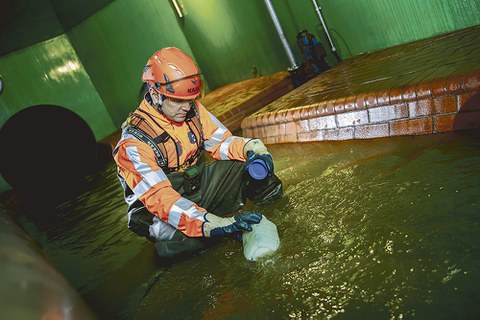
[
  {"xmin": 113, "ymin": 47, "xmax": 282, "ymax": 258},
  {"xmin": 296, "ymin": 29, "xmax": 330, "ymax": 76}
]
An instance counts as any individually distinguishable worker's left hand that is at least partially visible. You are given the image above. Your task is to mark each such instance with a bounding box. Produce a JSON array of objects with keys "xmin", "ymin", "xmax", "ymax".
[
  {"xmin": 245, "ymin": 151, "xmax": 273, "ymax": 176},
  {"xmin": 244, "ymin": 139, "xmax": 274, "ymax": 175},
  {"xmin": 203, "ymin": 212, "xmax": 263, "ymax": 237}
]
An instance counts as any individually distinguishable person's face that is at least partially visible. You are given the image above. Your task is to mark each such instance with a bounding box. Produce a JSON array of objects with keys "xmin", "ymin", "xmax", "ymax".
[{"xmin": 162, "ymin": 97, "xmax": 192, "ymax": 123}]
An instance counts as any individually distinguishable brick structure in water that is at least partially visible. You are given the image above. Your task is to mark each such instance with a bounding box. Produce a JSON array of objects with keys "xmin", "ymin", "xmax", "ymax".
[{"xmin": 241, "ymin": 25, "xmax": 480, "ymax": 144}]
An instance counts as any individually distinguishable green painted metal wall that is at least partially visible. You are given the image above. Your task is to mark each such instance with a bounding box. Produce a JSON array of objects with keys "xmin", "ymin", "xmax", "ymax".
[
  {"xmin": 67, "ymin": 0, "xmax": 193, "ymax": 127},
  {"xmin": 169, "ymin": 0, "xmax": 340, "ymax": 93},
  {"xmin": 0, "ymin": 35, "xmax": 115, "ymax": 139},
  {"xmin": 0, "ymin": 0, "xmax": 113, "ymax": 56},
  {"xmin": 317, "ymin": 0, "xmax": 480, "ymax": 58},
  {"xmin": 178, "ymin": 0, "xmax": 292, "ymax": 89},
  {"xmin": 264, "ymin": 0, "xmax": 340, "ymax": 69},
  {"xmin": 0, "ymin": 0, "xmax": 63, "ymax": 56}
]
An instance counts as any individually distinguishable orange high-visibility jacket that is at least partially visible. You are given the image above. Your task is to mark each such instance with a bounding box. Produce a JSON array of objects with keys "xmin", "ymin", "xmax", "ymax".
[{"xmin": 113, "ymin": 99, "xmax": 250, "ymax": 237}]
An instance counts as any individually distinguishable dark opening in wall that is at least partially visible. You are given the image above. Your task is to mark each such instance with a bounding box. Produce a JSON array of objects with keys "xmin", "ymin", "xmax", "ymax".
[{"xmin": 0, "ymin": 105, "xmax": 98, "ymax": 206}]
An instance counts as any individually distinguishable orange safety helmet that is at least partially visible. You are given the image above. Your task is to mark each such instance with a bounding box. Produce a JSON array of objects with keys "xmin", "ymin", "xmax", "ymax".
[{"xmin": 142, "ymin": 47, "xmax": 202, "ymax": 100}]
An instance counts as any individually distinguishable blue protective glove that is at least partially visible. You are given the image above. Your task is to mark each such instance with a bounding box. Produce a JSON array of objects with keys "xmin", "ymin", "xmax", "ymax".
[
  {"xmin": 245, "ymin": 150, "xmax": 274, "ymax": 177},
  {"xmin": 207, "ymin": 211, "xmax": 263, "ymax": 238}
]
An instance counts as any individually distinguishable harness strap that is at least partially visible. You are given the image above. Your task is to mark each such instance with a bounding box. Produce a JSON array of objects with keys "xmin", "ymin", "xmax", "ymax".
[
  {"xmin": 189, "ymin": 101, "xmax": 205, "ymax": 146},
  {"xmin": 153, "ymin": 131, "xmax": 170, "ymax": 144},
  {"xmin": 126, "ymin": 126, "xmax": 168, "ymax": 168}
]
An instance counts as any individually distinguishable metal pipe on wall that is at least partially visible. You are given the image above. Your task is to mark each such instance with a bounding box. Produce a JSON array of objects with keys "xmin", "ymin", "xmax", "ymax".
[
  {"xmin": 263, "ymin": 0, "xmax": 299, "ymax": 70},
  {"xmin": 311, "ymin": 0, "xmax": 341, "ymax": 61}
]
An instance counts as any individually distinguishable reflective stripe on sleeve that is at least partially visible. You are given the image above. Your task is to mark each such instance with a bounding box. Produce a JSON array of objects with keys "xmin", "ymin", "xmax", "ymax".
[
  {"xmin": 219, "ymin": 136, "xmax": 234, "ymax": 160},
  {"xmin": 168, "ymin": 197, "xmax": 206, "ymax": 228},
  {"xmin": 219, "ymin": 136, "xmax": 250, "ymax": 160},
  {"xmin": 204, "ymin": 112, "xmax": 228, "ymax": 152},
  {"xmin": 125, "ymin": 145, "xmax": 168, "ymax": 197},
  {"xmin": 148, "ymin": 216, "xmax": 176, "ymax": 241},
  {"xmin": 118, "ymin": 176, "xmax": 138, "ymax": 206}
]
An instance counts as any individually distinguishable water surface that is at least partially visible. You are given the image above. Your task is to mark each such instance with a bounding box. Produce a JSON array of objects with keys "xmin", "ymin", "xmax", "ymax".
[{"xmin": 18, "ymin": 131, "xmax": 480, "ymax": 319}]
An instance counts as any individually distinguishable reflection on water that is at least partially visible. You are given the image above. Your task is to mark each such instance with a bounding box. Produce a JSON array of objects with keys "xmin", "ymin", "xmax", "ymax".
[{"xmin": 17, "ymin": 131, "xmax": 480, "ymax": 319}]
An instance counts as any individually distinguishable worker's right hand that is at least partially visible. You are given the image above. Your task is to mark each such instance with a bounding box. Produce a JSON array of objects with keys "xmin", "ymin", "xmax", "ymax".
[{"xmin": 203, "ymin": 212, "xmax": 262, "ymax": 237}]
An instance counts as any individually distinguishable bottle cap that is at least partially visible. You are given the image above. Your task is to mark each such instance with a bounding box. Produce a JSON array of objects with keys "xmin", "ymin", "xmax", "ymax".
[{"xmin": 248, "ymin": 159, "xmax": 268, "ymax": 180}]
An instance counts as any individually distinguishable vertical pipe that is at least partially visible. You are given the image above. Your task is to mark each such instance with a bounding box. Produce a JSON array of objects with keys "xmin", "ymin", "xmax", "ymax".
[
  {"xmin": 311, "ymin": 0, "xmax": 341, "ymax": 61},
  {"xmin": 263, "ymin": 0, "xmax": 299, "ymax": 70},
  {"xmin": 171, "ymin": 0, "xmax": 183, "ymax": 18}
]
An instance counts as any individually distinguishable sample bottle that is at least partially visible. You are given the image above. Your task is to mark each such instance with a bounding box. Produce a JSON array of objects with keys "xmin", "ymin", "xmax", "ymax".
[
  {"xmin": 243, "ymin": 215, "xmax": 280, "ymax": 261},
  {"xmin": 248, "ymin": 159, "xmax": 268, "ymax": 180}
]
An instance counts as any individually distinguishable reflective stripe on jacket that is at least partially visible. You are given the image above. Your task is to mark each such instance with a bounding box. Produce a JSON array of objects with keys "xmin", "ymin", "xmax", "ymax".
[{"xmin": 113, "ymin": 99, "xmax": 250, "ymax": 237}]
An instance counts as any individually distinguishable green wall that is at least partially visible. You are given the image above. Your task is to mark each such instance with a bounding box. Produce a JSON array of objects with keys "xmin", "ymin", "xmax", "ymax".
[
  {"xmin": 0, "ymin": 0, "xmax": 63, "ymax": 56},
  {"xmin": 178, "ymin": 0, "xmax": 292, "ymax": 88},
  {"xmin": 68, "ymin": 0, "xmax": 194, "ymax": 127},
  {"xmin": 178, "ymin": 0, "xmax": 338, "ymax": 87},
  {"xmin": 0, "ymin": 35, "xmax": 115, "ymax": 139},
  {"xmin": 0, "ymin": 0, "xmax": 113, "ymax": 56},
  {"xmin": 317, "ymin": 0, "xmax": 480, "ymax": 58}
]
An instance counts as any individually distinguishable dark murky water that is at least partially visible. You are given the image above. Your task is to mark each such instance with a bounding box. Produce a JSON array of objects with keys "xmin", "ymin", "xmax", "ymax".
[{"xmin": 17, "ymin": 131, "xmax": 480, "ymax": 319}]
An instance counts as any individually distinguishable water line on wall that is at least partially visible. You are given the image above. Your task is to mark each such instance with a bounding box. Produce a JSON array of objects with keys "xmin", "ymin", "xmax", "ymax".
[{"xmin": 263, "ymin": 0, "xmax": 299, "ymax": 71}]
